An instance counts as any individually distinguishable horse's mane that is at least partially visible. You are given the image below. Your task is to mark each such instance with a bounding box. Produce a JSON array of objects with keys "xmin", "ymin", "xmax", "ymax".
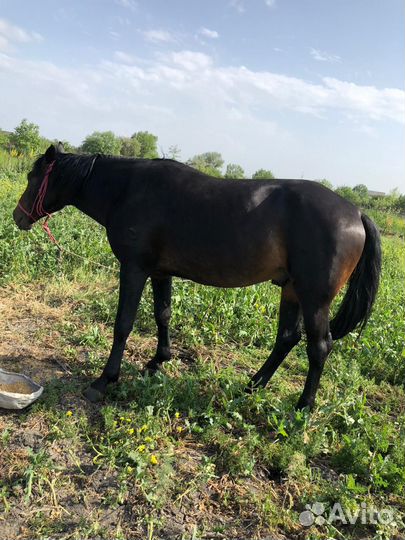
[
  {"xmin": 32, "ymin": 153, "xmax": 98, "ymax": 183},
  {"xmin": 56, "ymin": 153, "xmax": 98, "ymax": 183}
]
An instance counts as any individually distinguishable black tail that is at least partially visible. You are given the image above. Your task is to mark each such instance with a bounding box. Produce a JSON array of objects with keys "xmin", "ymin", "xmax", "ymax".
[{"xmin": 330, "ymin": 213, "xmax": 382, "ymax": 340}]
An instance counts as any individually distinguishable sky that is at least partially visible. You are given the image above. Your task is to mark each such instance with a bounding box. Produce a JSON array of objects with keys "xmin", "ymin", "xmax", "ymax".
[{"xmin": 0, "ymin": 0, "xmax": 404, "ymax": 191}]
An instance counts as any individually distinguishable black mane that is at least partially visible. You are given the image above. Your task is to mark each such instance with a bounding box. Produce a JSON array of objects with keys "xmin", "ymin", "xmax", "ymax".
[
  {"xmin": 55, "ymin": 153, "xmax": 99, "ymax": 183},
  {"xmin": 32, "ymin": 152, "xmax": 99, "ymax": 184}
]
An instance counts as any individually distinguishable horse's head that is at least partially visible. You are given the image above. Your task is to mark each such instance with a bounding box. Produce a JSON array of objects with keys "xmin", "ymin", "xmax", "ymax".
[{"xmin": 13, "ymin": 143, "xmax": 65, "ymax": 230}]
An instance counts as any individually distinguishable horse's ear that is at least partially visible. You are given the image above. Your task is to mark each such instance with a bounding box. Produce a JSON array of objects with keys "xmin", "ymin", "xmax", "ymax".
[
  {"xmin": 56, "ymin": 141, "xmax": 65, "ymax": 153},
  {"xmin": 44, "ymin": 144, "xmax": 56, "ymax": 163}
]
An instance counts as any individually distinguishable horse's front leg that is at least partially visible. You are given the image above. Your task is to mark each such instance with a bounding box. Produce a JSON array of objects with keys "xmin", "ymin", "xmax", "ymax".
[
  {"xmin": 83, "ymin": 263, "xmax": 147, "ymax": 402},
  {"xmin": 145, "ymin": 276, "xmax": 172, "ymax": 373}
]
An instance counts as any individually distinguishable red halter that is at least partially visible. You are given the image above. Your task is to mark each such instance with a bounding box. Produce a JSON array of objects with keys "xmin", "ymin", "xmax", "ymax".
[{"xmin": 17, "ymin": 160, "xmax": 58, "ymax": 244}]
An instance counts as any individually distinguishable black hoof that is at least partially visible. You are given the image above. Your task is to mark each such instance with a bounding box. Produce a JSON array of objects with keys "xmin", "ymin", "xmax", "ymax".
[
  {"xmin": 245, "ymin": 375, "xmax": 266, "ymax": 394},
  {"xmin": 295, "ymin": 400, "xmax": 314, "ymax": 412},
  {"xmin": 143, "ymin": 360, "xmax": 161, "ymax": 375},
  {"xmin": 83, "ymin": 386, "xmax": 105, "ymax": 403}
]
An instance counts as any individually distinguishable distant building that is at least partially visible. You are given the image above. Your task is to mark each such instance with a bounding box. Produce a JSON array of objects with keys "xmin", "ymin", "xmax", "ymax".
[{"xmin": 368, "ymin": 190, "xmax": 386, "ymax": 198}]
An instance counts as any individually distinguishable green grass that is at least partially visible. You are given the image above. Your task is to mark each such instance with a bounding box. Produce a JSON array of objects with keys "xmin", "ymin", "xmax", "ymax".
[{"xmin": 0, "ymin": 170, "xmax": 404, "ymax": 539}]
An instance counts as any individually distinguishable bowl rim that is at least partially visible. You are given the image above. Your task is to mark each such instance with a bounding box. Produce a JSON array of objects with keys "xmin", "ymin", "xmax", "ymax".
[{"xmin": 0, "ymin": 367, "xmax": 43, "ymax": 396}]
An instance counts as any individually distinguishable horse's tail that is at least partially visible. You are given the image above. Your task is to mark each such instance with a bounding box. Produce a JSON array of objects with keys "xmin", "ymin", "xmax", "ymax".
[{"xmin": 330, "ymin": 213, "xmax": 382, "ymax": 340}]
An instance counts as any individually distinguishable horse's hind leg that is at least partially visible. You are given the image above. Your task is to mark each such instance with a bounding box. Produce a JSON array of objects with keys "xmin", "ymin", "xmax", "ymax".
[
  {"xmin": 145, "ymin": 277, "xmax": 172, "ymax": 373},
  {"xmin": 247, "ymin": 285, "xmax": 302, "ymax": 391},
  {"xmin": 295, "ymin": 304, "xmax": 332, "ymax": 410}
]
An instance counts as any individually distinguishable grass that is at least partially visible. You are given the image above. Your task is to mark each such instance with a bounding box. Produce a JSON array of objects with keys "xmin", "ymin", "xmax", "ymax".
[{"xmin": 0, "ymin": 170, "xmax": 404, "ymax": 539}]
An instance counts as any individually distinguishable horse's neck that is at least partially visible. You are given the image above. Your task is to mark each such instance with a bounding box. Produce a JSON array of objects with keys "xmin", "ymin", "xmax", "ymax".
[{"xmin": 73, "ymin": 168, "xmax": 112, "ymax": 227}]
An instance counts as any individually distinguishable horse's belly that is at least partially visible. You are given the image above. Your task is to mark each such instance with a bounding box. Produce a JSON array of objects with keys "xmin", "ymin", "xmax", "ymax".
[{"xmin": 162, "ymin": 241, "xmax": 288, "ymax": 288}]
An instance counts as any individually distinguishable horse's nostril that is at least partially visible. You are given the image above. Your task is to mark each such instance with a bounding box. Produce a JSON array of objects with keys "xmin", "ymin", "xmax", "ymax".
[{"xmin": 13, "ymin": 208, "xmax": 30, "ymax": 230}]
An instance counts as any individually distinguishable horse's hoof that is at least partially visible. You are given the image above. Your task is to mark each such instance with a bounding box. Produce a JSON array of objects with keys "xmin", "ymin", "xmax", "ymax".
[
  {"xmin": 143, "ymin": 367, "xmax": 158, "ymax": 377},
  {"xmin": 295, "ymin": 400, "xmax": 314, "ymax": 412},
  {"xmin": 143, "ymin": 361, "xmax": 160, "ymax": 376},
  {"xmin": 245, "ymin": 376, "xmax": 263, "ymax": 394},
  {"xmin": 83, "ymin": 386, "xmax": 105, "ymax": 403}
]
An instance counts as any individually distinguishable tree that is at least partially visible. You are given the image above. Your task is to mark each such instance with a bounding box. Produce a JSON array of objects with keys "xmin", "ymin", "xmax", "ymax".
[
  {"xmin": 319, "ymin": 178, "xmax": 333, "ymax": 190},
  {"xmin": 0, "ymin": 129, "xmax": 11, "ymax": 150},
  {"xmin": 187, "ymin": 152, "xmax": 224, "ymax": 176},
  {"xmin": 351, "ymin": 184, "xmax": 371, "ymax": 207},
  {"xmin": 168, "ymin": 145, "xmax": 181, "ymax": 161},
  {"xmin": 11, "ymin": 119, "xmax": 41, "ymax": 155},
  {"xmin": 225, "ymin": 163, "xmax": 245, "ymax": 179},
  {"xmin": 394, "ymin": 193, "xmax": 405, "ymax": 214},
  {"xmin": 353, "ymin": 184, "xmax": 368, "ymax": 197},
  {"xmin": 120, "ymin": 136, "xmax": 141, "ymax": 157},
  {"xmin": 81, "ymin": 131, "xmax": 121, "ymax": 155},
  {"xmin": 252, "ymin": 168, "xmax": 275, "ymax": 180},
  {"xmin": 131, "ymin": 131, "xmax": 158, "ymax": 158},
  {"xmin": 375, "ymin": 188, "xmax": 405, "ymax": 213},
  {"xmin": 334, "ymin": 186, "xmax": 362, "ymax": 206}
]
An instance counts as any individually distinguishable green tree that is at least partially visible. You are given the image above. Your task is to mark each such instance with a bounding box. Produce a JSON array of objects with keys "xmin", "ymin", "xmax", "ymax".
[
  {"xmin": 11, "ymin": 119, "xmax": 41, "ymax": 155},
  {"xmin": 0, "ymin": 129, "xmax": 11, "ymax": 150},
  {"xmin": 120, "ymin": 136, "xmax": 141, "ymax": 157},
  {"xmin": 252, "ymin": 168, "xmax": 275, "ymax": 180},
  {"xmin": 352, "ymin": 184, "xmax": 371, "ymax": 207},
  {"xmin": 394, "ymin": 193, "xmax": 405, "ymax": 213},
  {"xmin": 335, "ymin": 186, "xmax": 362, "ymax": 206},
  {"xmin": 131, "ymin": 131, "xmax": 159, "ymax": 158},
  {"xmin": 225, "ymin": 163, "xmax": 245, "ymax": 179},
  {"xmin": 319, "ymin": 178, "xmax": 333, "ymax": 190},
  {"xmin": 375, "ymin": 188, "xmax": 405, "ymax": 213},
  {"xmin": 168, "ymin": 144, "xmax": 181, "ymax": 161},
  {"xmin": 81, "ymin": 131, "xmax": 121, "ymax": 155},
  {"xmin": 353, "ymin": 184, "xmax": 369, "ymax": 198},
  {"xmin": 187, "ymin": 152, "xmax": 224, "ymax": 176}
]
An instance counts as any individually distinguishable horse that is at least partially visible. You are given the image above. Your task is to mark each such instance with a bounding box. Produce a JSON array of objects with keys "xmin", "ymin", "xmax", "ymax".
[{"xmin": 13, "ymin": 144, "xmax": 381, "ymax": 410}]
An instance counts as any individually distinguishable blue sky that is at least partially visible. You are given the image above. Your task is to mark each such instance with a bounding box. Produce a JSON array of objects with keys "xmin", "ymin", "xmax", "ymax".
[{"xmin": 0, "ymin": 0, "xmax": 403, "ymax": 191}]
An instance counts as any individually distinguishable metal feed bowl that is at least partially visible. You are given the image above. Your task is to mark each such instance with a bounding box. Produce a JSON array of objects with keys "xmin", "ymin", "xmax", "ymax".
[{"xmin": 0, "ymin": 368, "xmax": 43, "ymax": 410}]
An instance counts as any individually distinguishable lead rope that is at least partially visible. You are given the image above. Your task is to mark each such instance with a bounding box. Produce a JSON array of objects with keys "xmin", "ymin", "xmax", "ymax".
[{"xmin": 27, "ymin": 214, "xmax": 119, "ymax": 274}]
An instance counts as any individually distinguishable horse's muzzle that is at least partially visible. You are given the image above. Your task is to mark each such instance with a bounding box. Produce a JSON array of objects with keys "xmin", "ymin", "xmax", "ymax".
[{"xmin": 13, "ymin": 206, "xmax": 32, "ymax": 231}]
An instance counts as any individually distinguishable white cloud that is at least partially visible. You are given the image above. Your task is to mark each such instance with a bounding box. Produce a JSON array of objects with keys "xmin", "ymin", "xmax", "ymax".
[
  {"xmin": 1, "ymin": 47, "xmax": 403, "ymax": 127},
  {"xmin": 1, "ymin": 48, "xmax": 402, "ymax": 139},
  {"xmin": 229, "ymin": 0, "xmax": 245, "ymax": 14},
  {"xmin": 0, "ymin": 47, "xmax": 403, "ymax": 188},
  {"xmin": 199, "ymin": 27, "xmax": 219, "ymax": 39},
  {"xmin": 114, "ymin": 50, "xmax": 136, "ymax": 64},
  {"xmin": 355, "ymin": 125, "xmax": 378, "ymax": 137},
  {"xmin": 0, "ymin": 18, "xmax": 42, "ymax": 51},
  {"xmin": 171, "ymin": 50, "xmax": 213, "ymax": 71},
  {"xmin": 265, "ymin": 0, "xmax": 276, "ymax": 7},
  {"xmin": 142, "ymin": 29, "xmax": 175, "ymax": 43},
  {"xmin": 114, "ymin": 0, "xmax": 137, "ymax": 11},
  {"xmin": 323, "ymin": 77, "xmax": 404, "ymax": 122},
  {"xmin": 310, "ymin": 47, "xmax": 342, "ymax": 63}
]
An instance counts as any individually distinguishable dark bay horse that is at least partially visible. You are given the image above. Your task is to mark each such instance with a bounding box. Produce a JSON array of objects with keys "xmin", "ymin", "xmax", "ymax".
[{"xmin": 13, "ymin": 144, "xmax": 381, "ymax": 410}]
